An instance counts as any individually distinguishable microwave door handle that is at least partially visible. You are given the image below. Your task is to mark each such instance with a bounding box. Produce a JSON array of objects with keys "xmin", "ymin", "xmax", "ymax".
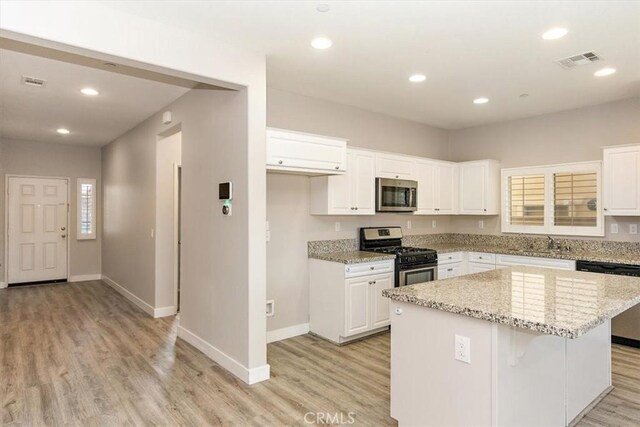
[{"xmin": 407, "ymin": 188, "xmax": 413, "ymax": 208}]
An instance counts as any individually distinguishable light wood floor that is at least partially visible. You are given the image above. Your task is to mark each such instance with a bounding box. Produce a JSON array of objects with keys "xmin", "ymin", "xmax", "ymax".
[{"xmin": 0, "ymin": 280, "xmax": 638, "ymax": 426}]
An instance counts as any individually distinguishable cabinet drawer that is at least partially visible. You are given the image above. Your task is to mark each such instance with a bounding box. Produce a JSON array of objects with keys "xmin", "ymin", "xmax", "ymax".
[
  {"xmin": 438, "ymin": 252, "xmax": 464, "ymax": 265},
  {"xmin": 468, "ymin": 252, "xmax": 496, "ymax": 264},
  {"xmin": 345, "ymin": 260, "xmax": 394, "ymax": 278}
]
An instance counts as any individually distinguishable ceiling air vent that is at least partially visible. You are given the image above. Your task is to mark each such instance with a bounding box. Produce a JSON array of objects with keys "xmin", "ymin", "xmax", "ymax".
[
  {"xmin": 555, "ymin": 51, "xmax": 602, "ymax": 69},
  {"xmin": 21, "ymin": 75, "xmax": 47, "ymax": 87}
]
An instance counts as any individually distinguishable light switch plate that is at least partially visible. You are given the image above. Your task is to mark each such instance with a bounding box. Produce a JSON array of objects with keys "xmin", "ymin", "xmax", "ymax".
[
  {"xmin": 611, "ymin": 223, "xmax": 619, "ymax": 234},
  {"xmin": 432, "ymin": 220, "xmax": 437, "ymax": 228},
  {"xmin": 630, "ymin": 224, "xmax": 638, "ymax": 235},
  {"xmin": 478, "ymin": 220, "xmax": 484, "ymax": 229},
  {"xmin": 407, "ymin": 220, "xmax": 412, "ymax": 229},
  {"xmin": 335, "ymin": 222, "xmax": 341, "ymax": 232}
]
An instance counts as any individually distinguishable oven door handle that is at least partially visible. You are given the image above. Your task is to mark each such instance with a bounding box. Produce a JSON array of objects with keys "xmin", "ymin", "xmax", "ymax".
[{"xmin": 401, "ymin": 265, "xmax": 437, "ymax": 274}]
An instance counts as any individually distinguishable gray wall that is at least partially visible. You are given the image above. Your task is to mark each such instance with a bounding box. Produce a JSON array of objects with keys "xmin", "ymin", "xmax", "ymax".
[
  {"xmin": 448, "ymin": 97, "xmax": 640, "ymax": 240},
  {"xmin": 0, "ymin": 138, "xmax": 102, "ymax": 282},
  {"xmin": 266, "ymin": 88, "xmax": 452, "ymax": 332},
  {"xmin": 102, "ymin": 88, "xmax": 255, "ymax": 366}
]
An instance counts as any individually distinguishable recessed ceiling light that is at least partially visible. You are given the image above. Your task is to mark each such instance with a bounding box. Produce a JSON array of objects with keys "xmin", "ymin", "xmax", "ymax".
[
  {"xmin": 311, "ymin": 37, "xmax": 333, "ymax": 49},
  {"xmin": 594, "ymin": 67, "xmax": 616, "ymax": 77},
  {"xmin": 541, "ymin": 27, "xmax": 569, "ymax": 40},
  {"xmin": 316, "ymin": 4, "xmax": 330, "ymax": 12},
  {"xmin": 57, "ymin": 128, "xmax": 70, "ymax": 135},
  {"xmin": 409, "ymin": 74, "xmax": 426, "ymax": 83},
  {"xmin": 80, "ymin": 88, "xmax": 99, "ymax": 96},
  {"xmin": 473, "ymin": 97, "xmax": 489, "ymax": 105}
]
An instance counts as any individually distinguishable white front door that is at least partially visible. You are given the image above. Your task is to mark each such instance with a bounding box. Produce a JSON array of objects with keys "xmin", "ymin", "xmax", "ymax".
[{"xmin": 7, "ymin": 177, "xmax": 68, "ymax": 284}]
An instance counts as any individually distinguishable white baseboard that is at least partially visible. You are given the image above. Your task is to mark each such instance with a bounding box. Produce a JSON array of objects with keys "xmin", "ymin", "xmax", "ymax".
[
  {"xmin": 154, "ymin": 305, "xmax": 177, "ymax": 318},
  {"xmin": 69, "ymin": 274, "xmax": 102, "ymax": 283},
  {"xmin": 0, "ymin": 282, "xmax": 6, "ymax": 289},
  {"xmin": 267, "ymin": 323, "xmax": 310, "ymax": 343},
  {"xmin": 101, "ymin": 275, "xmax": 155, "ymax": 317},
  {"xmin": 178, "ymin": 325, "xmax": 270, "ymax": 385}
]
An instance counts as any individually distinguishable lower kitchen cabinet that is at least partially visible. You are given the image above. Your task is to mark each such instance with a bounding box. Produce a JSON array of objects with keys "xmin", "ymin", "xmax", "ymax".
[
  {"xmin": 438, "ymin": 263, "xmax": 463, "ymax": 279},
  {"xmin": 310, "ymin": 259, "xmax": 394, "ymax": 344}
]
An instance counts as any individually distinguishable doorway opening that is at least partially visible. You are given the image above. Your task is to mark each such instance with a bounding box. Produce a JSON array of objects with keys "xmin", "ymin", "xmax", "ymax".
[{"xmin": 155, "ymin": 130, "xmax": 182, "ymax": 315}]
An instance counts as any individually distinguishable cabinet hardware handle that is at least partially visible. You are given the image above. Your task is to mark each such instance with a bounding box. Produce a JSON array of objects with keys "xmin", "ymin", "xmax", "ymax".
[
  {"xmin": 278, "ymin": 160, "xmax": 283, "ymax": 165},
  {"xmin": 61, "ymin": 234, "xmax": 66, "ymax": 239},
  {"xmin": 355, "ymin": 207, "xmax": 358, "ymax": 210},
  {"xmin": 483, "ymin": 209, "xmax": 487, "ymax": 212},
  {"xmin": 372, "ymin": 281, "xmax": 376, "ymax": 284},
  {"xmin": 368, "ymin": 281, "xmax": 373, "ymax": 285},
  {"xmin": 604, "ymin": 208, "xmax": 608, "ymax": 211},
  {"xmin": 448, "ymin": 268, "xmax": 453, "ymax": 272},
  {"xmin": 370, "ymin": 267, "xmax": 375, "ymax": 270},
  {"xmin": 395, "ymin": 175, "xmax": 399, "ymax": 178},
  {"xmin": 335, "ymin": 166, "xmax": 339, "ymax": 170}
]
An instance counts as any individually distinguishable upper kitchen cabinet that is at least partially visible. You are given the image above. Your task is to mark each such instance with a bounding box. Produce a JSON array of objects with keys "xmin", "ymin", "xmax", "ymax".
[
  {"xmin": 459, "ymin": 160, "xmax": 501, "ymax": 215},
  {"xmin": 266, "ymin": 128, "xmax": 347, "ymax": 175},
  {"xmin": 310, "ymin": 148, "xmax": 376, "ymax": 215},
  {"xmin": 603, "ymin": 145, "xmax": 640, "ymax": 216},
  {"xmin": 375, "ymin": 153, "xmax": 416, "ymax": 180},
  {"xmin": 414, "ymin": 160, "xmax": 459, "ymax": 215}
]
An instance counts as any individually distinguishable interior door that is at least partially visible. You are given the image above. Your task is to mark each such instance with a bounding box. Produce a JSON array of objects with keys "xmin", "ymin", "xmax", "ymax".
[{"xmin": 8, "ymin": 177, "xmax": 68, "ymax": 284}]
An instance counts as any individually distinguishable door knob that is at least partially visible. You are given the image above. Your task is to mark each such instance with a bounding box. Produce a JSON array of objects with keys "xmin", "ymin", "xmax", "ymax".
[{"xmin": 61, "ymin": 234, "xmax": 66, "ymax": 239}]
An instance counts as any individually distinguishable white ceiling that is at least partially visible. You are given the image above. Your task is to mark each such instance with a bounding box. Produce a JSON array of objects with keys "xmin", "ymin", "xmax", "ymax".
[
  {"xmin": 0, "ymin": 48, "xmax": 191, "ymax": 146},
  {"xmin": 112, "ymin": 0, "xmax": 640, "ymax": 129}
]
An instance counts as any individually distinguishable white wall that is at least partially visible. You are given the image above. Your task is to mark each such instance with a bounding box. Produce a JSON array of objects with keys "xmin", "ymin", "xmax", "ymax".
[
  {"xmin": 1, "ymin": 0, "xmax": 268, "ymax": 383},
  {"xmin": 0, "ymin": 138, "xmax": 102, "ymax": 283},
  {"xmin": 155, "ymin": 131, "xmax": 182, "ymax": 310},
  {"xmin": 266, "ymin": 88, "xmax": 452, "ymax": 332},
  {"xmin": 449, "ymin": 97, "xmax": 640, "ymax": 241}
]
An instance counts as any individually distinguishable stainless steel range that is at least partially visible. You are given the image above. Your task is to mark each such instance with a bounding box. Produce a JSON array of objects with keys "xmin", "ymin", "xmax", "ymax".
[{"xmin": 360, "ymin": 226, "xmax": 437, "ymax": 287}]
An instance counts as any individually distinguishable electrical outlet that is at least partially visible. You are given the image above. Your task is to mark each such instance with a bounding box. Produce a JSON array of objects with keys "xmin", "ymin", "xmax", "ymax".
[
  {"xmin": 335, "ymin": 222, "xmax": 341, "ymax": 232},
  {"xmin": 630, "ymin": 224, "xmax": 638, "ymax": 235},
  {"xmin": 432, "ymin": 220, "xmax": 437, "ymax": 228},
  {"xmin": 407, "ymin": 220, "xmax": 412, "ymax": 229},
  {"xmin": 266, "ymin": 300, "xmax": 275, "ymax": 317},
  {"xmin": 478, "ymin": 220, "xmax": 484, "ymax": 229},
  {"xmin": 455, "ymin": 334, "xmax": 471, "ymax": 364},
  {"xmin": 611, "ymin": 223, "xmax": 619, "ymax": 234}
]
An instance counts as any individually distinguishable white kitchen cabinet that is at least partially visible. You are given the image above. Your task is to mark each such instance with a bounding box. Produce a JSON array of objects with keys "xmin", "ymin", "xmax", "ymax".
[
  {"xmin": 267, "ymin": 128, "xmax": 347, "ymax": 175},
  {"xmin": 414, "ymin": 160, "xmax": 459, "ymax": 215},
  {"xmin": 603, "ymin": 145, "xmax": 640, "ymax": 216},
  {"xmin": 310, "ymin": 149, "xmax": 375, "ymax": 215},
  {"xmin": 375, "ymin": 153, "xmax": 415, "ymax": 180},
  {"xmin": 495, "ymin": 254, "xmax": 576, "ymax": 270},
  {"xmin": 459, "ymin": 160, "xmax": 501, "ymax": 215},
  {"xmin": 438, "ymin": 264, "xmax": 463, "ymax": 279},
  {"xmin": 310, "ymin": 259, "xmax": 394, "ymax": 344},
  {"xmin": 437, "ymin": 252, "xmax": 464, "ymax": 279}
]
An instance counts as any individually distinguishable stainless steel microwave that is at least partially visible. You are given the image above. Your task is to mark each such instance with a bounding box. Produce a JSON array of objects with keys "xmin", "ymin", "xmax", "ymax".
[{"xmin": 375, "ymin": 178, "xmax": 418, "ymax": 212}]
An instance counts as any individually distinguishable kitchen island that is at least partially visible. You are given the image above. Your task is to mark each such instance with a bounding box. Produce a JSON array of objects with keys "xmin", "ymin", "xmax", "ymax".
[{"xmin": 383, "ymin": 266, "xmax": 640, "ymax": 427}]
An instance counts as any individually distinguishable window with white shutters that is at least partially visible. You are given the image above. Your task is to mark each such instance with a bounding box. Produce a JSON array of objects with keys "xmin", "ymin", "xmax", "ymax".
[
  {"xmin": 502, "ymin": 162, "xmax": 603, "ymax": 236},
  {"xmin": 77, "ymin": 178, "xmax": 96, "ymax": 240}
]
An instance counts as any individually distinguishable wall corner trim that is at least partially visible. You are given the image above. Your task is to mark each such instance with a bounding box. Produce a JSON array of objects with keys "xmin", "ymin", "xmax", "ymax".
[
  {"xmin": 178, "ymin": 325, "xmax": 271, "ymax": 385},
  {"xmin": 267, "ymin": 323, "xmax": 310, "ymax": 344},
  {"xmin": 101, "ymin": 275, "xmax": 155, "ymax": 317},
  {"xmin": 69, "ymin": 274, "xmax": 103, "ymax": 283},
  {"xmin": 154, "ymin": 305, "xmax": 177, "ymax": 318}
]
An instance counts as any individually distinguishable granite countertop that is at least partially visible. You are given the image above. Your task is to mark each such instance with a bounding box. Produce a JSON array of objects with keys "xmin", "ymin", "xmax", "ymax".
[
  {"xmin": 421, "ymin": 243, "xmax": 640, "ymax": 266},
  {"xmin": 383, "ymin": 266, "xmax": 640, "ymax": 338},
  {"xmin": 309, "ymin": 250, "xmax": 396, "ymax": 264}
]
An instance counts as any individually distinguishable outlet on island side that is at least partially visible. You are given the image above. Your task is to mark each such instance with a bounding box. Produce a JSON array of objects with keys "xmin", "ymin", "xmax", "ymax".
[
  {"xmin": 630, "ymin": 224, "xmax": 638, "ymax": 235},
  {"xmin": 266, "ymin": 300, "xmax": 275, "ymax": 317},
  {"xmin": 455, "ymin": 334, "xmax": 471, "ymax": 364}
]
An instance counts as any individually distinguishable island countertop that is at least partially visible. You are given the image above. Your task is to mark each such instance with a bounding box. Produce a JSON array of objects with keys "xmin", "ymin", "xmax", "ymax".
[{"xmin": 383, "ymin": 266, "xmax": 640, "ymax": 338}]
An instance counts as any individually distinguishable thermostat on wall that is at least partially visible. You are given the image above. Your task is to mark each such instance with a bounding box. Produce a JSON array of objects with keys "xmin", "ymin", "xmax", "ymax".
[{"xmin": 219, "ymin": 182, "xmax": 232, "ymax": 200}]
